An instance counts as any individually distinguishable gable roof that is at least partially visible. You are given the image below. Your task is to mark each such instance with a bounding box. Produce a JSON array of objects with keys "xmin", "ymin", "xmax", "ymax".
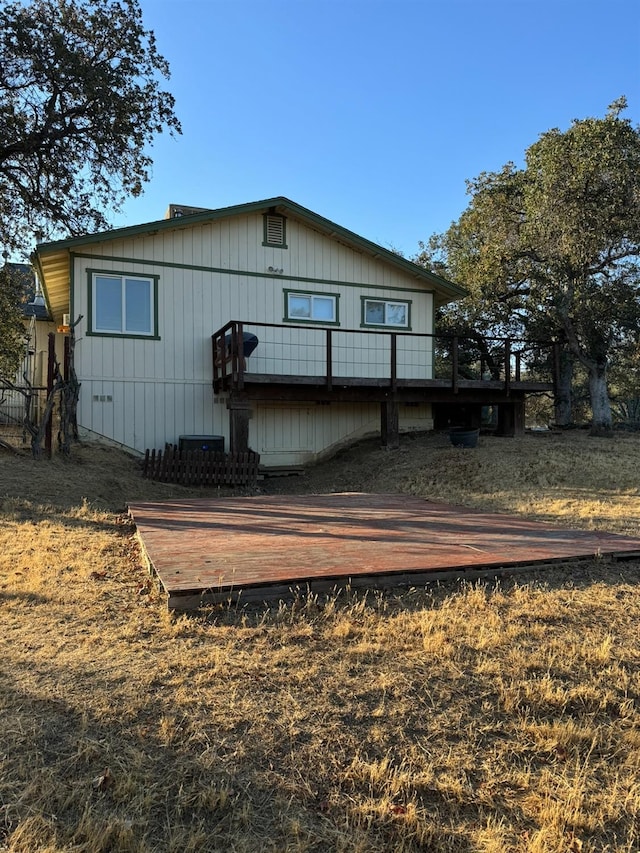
[{"xmin": 34, "ymin": 197, "xmax": 467, "ymax": 322}]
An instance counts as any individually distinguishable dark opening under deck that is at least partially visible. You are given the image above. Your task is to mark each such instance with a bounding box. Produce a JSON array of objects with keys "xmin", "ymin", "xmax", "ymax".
[{"xmin": 128, "ymin": 494, "xmax": 640, "ymax": 610}]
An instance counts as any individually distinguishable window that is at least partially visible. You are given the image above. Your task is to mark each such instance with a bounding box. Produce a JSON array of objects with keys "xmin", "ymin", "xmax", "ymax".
[
  {"xmin": 284, "ymin": 290, "xmax": 339, "ymax": 324},
  {"xmin": 262, "ymin": 212, "xmax": 287, "ymax": 248},
  {"xmin": 361, "ymin": 298, "xmax": 410, "ymax": 329},
  {"xmin": 89, "ymin": 271, "xmax": 159, "ymax": 337}
]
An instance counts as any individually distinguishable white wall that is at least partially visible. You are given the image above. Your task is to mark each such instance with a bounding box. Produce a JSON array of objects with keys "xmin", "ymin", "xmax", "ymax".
[{"xmin": 71, "ymin": 212, "xmax": 436, "ymax": 460}]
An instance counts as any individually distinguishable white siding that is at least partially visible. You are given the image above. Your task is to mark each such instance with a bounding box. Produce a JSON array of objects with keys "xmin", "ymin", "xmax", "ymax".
[
  {"xmin": 78, "ymin": 379, "xmax": 226, "ymax": 453},
  {"xmin": 71, "ymin": 212, "xmax": 437, "ymax": 459},
  {"xmin": 254, "ymin": 402, "xmax": 434, "ymax": 467}
]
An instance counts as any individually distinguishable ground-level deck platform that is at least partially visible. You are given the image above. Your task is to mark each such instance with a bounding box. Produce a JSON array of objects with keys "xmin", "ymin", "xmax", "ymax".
[{"xmin": 128, "ymin": 494, "xmax": 640, "ymax": 611}]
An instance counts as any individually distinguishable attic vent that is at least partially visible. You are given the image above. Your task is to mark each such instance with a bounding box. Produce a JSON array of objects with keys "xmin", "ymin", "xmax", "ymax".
[
  {"xmin": 263, "ymin": 212, "xmax": 287, "ymax": 248},
  {"xmin": 266, "ymin": 216, "xmax": 283, "ymax": 243}
]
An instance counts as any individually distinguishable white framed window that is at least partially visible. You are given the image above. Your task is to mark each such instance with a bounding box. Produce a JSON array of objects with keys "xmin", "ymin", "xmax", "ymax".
[
  {"xmin": 362, "ymin": 298, "xmax": 410, "ymax": 329},
  {"xmin": 284, "ymin": 290, "xmax": 339, "ymax": 324},
  {"xmin": 89, "ymin": 270, "xmax": 159, "ymax": 337}
]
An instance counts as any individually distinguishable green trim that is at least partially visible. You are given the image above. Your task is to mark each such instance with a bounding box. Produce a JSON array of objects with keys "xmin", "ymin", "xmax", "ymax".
[
  {"xmin": 284, "ymin": 288, "xmax": 341, "ymax": 325},
  {"xmin": 153, "ymin": 271, "xmax": 159, "ymax": 338},
  {"xmin": 262, "ymin": 212, "xmax": 288, "ymax": 249},
  {"xmin": 359, "ymin": 296, "xmax": 412, "ymax": 330},
  {"xmin": 86, "ymin": 268, "xmax": 160, "ymax": 339},
  {"xmin": 87, "ymin": 331, "xmax": 162, "ymax": 340},
  {"xmin": 282, "ymin": 317, "xmax": 341, "ymax": 327},
  {"xmin": 71, "ymin": 252, "xmax": 433, "ymax": 296},
  {"xmin": 35, "ymin": 195, "xmax": 467, "ymax": 301}
]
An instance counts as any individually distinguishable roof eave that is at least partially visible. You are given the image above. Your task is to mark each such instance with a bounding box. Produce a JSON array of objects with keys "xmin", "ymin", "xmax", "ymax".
[
  {"xmin": 34, "ymin": 196, "xmax": 467, "ymax": 309},
  {"xmin": 32, "ymin": 248, "xmax": 70, "ymax": 324}
]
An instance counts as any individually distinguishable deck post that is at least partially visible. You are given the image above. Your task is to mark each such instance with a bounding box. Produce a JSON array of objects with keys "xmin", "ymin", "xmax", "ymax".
[
  {"xmin": 45, "ymin": 332, "xmax": 56, "ymax": 458},
  {"xmin": 390, "ymin": 334, "xmax": 398, "ymax": 392},
  {"xmin": 553, "ymin": 341, "xmax": 561, "ymax": 396},
  {"xmin": 504, "ymin": 339, "xmax": 511, "ymax": 395},
  {"xmin": 452, "ymin": 336, "xmax": 459, "ymax": 394},
  {"xmin": 235, "ymin": 322, "xmax": 245, "ymax": 391},
  {"xmin": 496, "ymin": 399, "xmax": 525, "ymax": 436},
  {"xmin": 227, "ymin": 397, "xmax": 252, "ymax": 453},
  {"xmin": 380, "ymin": 401, "xmax": 399, "ymax": 449}
]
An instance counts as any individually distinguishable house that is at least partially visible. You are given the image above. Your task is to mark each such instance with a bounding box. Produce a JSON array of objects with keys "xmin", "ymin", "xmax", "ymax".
[
  {"xmin": 0, "ymin": 262, "xmax": 62, "ymax": 437},
  {"xmin": 3, "ymin": 260, "xmax": 59, "ymax": 388},
  {"xmin": 15, "ymin": 263, "xmax": 60, "ymax": 387},
  {"xmin": 32, "ymin": 197, "xmax": 550, "ymax": 467}
]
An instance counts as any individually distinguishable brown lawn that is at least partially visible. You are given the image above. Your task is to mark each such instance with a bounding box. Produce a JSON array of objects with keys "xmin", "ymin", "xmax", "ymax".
[{"xmin": 0, "ymin": 429, "xmax": 639, "ymax": 852}]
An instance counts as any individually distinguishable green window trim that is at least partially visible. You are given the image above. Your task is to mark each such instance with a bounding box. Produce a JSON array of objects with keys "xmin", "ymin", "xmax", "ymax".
[
  {"xmin": 86, "ymin": 268, "xmax": 160, "ymax": 339},
  {"xmin": 262, "ymin": 212, "xmax": 288, "ymax": 249},
  {"xmin": 283, "ymin": 288, "xmax": 340, "ymax": 326},
  {"xmin": 360, "ymin": 296, "xmax": 412, "ymax": 330}
]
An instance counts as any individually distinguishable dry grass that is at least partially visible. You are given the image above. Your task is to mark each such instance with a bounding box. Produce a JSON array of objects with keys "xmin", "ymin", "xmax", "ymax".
[{"xmin": 1, "ymin": 430, "xmax": 639, "ymax": 852}]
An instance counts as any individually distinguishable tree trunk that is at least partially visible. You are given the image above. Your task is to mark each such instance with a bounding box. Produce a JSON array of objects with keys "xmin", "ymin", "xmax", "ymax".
[
  {"xmin": 588, "ymin": 364, "xmax": 613, "ymax": 435},
  {"xmin": 554, "ymin": 348, "xmax": 574, "ymax": 427}
]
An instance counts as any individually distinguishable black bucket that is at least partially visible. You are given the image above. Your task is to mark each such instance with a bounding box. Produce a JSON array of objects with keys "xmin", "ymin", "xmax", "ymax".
[{"xmin": 449, "ymin": 428, "xmax": 480, "ymax": 448}]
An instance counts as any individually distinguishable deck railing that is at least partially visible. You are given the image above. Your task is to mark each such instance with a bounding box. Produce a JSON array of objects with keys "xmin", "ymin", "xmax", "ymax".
[{"xmin": 212, "ymin": 322, "xmax": 555, "ymax": 392}]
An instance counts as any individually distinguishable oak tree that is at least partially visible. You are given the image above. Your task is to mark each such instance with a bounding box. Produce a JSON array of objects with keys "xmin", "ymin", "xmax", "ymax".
[
  {"xmin": 427, "ymin": 99, "xmax": 640, "ymax": 434},
  {"xmin": 0, "ymin": 0, "xmax": 181, "ymax": 254},
  {"xmin": 0, "ymin": 262, "xmax": 25, "ymax": 379}
]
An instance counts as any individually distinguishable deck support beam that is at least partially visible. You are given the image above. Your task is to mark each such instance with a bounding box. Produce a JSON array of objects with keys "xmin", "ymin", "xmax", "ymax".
[
  {"xmin": 227, "ymin": 397, "xmax": 252, "ymax": 453},
  {"xmin": 380, "ymin": 401, "xmax": 400, "ymax": 448},
  {"xmin": 496, "ymin": 400, "xmax": 525, "ymax": 436}
]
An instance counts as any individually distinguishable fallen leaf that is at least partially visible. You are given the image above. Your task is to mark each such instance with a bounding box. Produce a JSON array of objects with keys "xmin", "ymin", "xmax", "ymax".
[{"xmin": 92, "ymin": 768, "xmax": 114, "ymax": 791}]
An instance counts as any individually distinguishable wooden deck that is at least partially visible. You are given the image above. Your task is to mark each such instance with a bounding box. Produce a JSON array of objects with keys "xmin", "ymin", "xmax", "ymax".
[
  {"xmin": 128, "ymin": 494, "xmax": 640, "ymax": 610},
  {"xmin": 226, "ymin": 373, "xmax": 553, "ymax": 400},
  {"xmin": 211, "ymin": 321, "xmax": 554, "ymax": 399}
]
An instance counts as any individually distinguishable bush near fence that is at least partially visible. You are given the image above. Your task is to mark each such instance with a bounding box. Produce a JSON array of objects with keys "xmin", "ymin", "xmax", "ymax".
[{"xmin": 142, "ymin": 446, "xmax": 260, "ymax": 486}]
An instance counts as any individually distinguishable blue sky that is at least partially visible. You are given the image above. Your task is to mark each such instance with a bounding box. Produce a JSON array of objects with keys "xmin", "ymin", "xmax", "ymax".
[{"xmin": 114, "ymin": 0, "xmax": 640, "ymax": 258}]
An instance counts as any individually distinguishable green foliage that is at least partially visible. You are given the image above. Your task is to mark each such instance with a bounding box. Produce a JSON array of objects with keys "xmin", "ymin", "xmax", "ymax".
[
  {"xmin": 0, "ymin": 0, "xmax": 181, "ymax": 253},
  {"xmin": 423, "ymin": 99, "xmax": 640, "ymax": 432},
  {"xmin": 0, "ymin": 265, "xmax": 27, "ymax": 378},
  {"xmin": 611, "ymin": 397, "xmax": 640, "ymax": 430}
]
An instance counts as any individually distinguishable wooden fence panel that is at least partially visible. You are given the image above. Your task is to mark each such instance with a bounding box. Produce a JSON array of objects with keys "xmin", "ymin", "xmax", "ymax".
[{"xmin": 143, "ymin": 447, "xmax": 260, "ymax": 486}]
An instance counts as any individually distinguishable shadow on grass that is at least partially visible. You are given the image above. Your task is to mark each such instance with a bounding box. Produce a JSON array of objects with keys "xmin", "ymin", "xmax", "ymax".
[
  {"xmin": 1, "ymin": 497, "xmax": 133, "ymax": 536},
  {"xmin": 0, "ymin": 589, "xmax": 49, "ymax": 605},
  {"xmin": 0, "ymin": 659, "xmax": 497, "ymax": 853}
]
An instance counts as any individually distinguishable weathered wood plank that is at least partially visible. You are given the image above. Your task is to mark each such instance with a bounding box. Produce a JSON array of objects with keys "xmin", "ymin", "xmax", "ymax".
[{"xmin": 128, "ymin": 494, "xmax": 640, "ymax": 612}]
